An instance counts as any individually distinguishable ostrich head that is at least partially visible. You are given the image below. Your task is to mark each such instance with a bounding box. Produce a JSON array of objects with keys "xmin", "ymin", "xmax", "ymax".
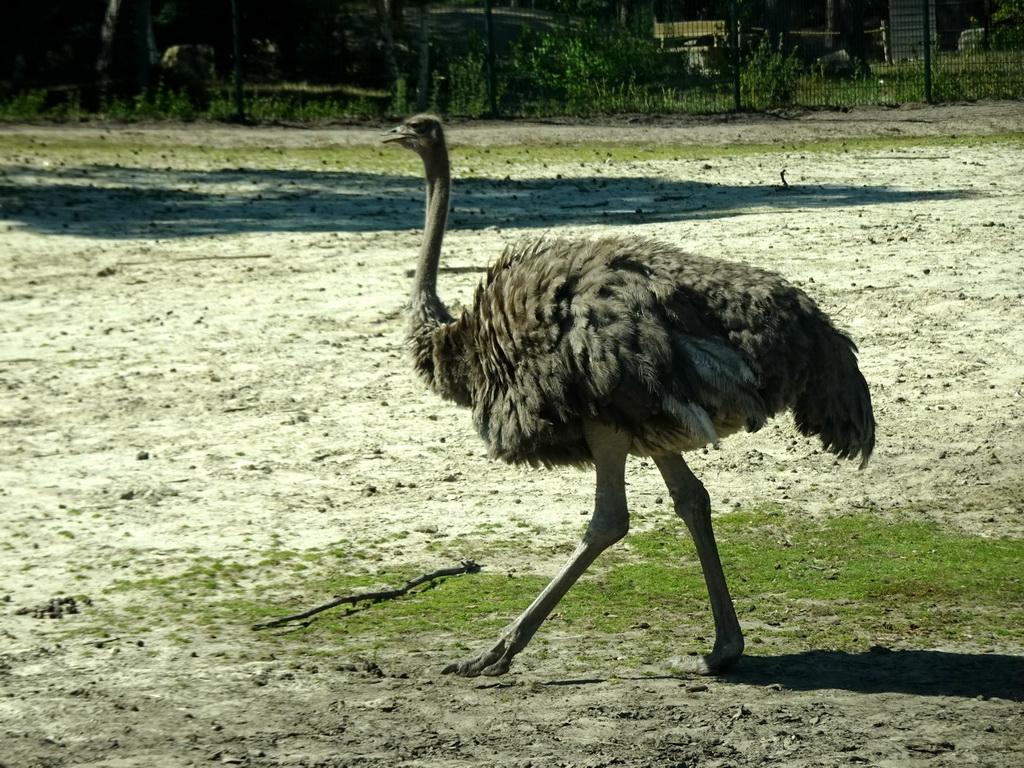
[{"xmin": 381, "ymin": 114, "xmax": 445, "ymax": 156}]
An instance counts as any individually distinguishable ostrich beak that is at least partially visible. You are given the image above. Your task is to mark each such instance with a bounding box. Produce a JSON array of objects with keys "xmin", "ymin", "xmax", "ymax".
[{"xmin": 381, "ymin": 123, "xmax": 413, "ymax": 144}]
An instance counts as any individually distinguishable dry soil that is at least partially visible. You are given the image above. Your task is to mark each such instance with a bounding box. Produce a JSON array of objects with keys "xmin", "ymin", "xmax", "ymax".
[{"xmin": 2, "ymin": 103, "xmax": 1024, "ymax": 767}]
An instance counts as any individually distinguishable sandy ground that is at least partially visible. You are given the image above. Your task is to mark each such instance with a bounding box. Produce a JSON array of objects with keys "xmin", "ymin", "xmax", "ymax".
[{"xmin": 2, "ymin": 102, "xmax": 1024, "ymax": 767}]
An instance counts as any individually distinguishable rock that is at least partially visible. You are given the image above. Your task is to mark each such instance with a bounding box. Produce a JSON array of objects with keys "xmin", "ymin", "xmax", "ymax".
[
  {"xmin": 958, "ymin": 28, "xmax": 986, "ymax": 52},
  {"xmin": 818, "ymin": 49, "xmax": 855, "ymax": 77},
  {"xmin": 159, "ymin": 44, "xmax": 215, "ymax": 108}
]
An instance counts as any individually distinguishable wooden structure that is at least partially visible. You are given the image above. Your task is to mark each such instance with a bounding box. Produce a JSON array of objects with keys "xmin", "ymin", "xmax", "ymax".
[{"xmin": 653, "ymin": 20, "xmax": 728, "ymax": 50}]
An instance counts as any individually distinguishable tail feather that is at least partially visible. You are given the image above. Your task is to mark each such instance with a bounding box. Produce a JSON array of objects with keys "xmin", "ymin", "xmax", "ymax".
[{"xmin": 793, "ymin": 327, "xmax": 875, "ymax": 468}]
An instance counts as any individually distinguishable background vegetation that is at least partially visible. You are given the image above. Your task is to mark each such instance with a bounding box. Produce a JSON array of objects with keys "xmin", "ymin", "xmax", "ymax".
[{"xmin": 1, "ymin": 0, "xmax": 1022, "ymax": 121}]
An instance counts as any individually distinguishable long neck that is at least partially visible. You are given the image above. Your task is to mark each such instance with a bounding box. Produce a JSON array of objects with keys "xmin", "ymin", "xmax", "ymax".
[
  {"xmin": 411, "ymin": 142, "xmax": 453, "ymax": 326},
  {"xmin": 407, "ymin": 139, "xmax": 471, "ymax": 406}
]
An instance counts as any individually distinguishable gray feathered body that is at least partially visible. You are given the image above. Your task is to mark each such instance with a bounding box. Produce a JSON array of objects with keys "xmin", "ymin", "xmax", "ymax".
[{"xmin": 409, "ymin": 235, "xmax": 874, "ymax": 469}]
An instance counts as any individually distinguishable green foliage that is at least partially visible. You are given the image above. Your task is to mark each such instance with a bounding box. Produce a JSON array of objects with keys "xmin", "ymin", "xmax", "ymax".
[
  {"xmin": 428, "ymin": 32, "xmax": 493, "ymax": 118},
  {"xmin": 0, "ymin": 81, "xmax": 390, "ymax": 123},
  {"xmin": 740, "ymin": 36, "xmax": 803, "ymax": 110},
  {"xmin": 993, "ymin": 0, "xmax": 1024, "ymax": 23},
  {"xmin": 154, "ymin": 84, "xmax": 200, "ymax": 120},
  {"xmin": 0, "ymin": 90, "xmax": 47, "ymax": 120},
  {"xmin": 49, "ymin": 89, "xmax": 84, "ymax": 121},
  {"xmin": 993, "ymin": 0, "xmax": 1024, "ymax": 48},
  {"xmin": 926, "ymin": 49, "xmax": 1024, "ymax": 101},
  {"xmin": 389, "ymin": 76, "xmax": 411, "ymax": 117},
  {"xmin": 505, "ymin": 16, "xmax": 681, "ymax": 115},
  {"xmin": 931, "ymin": 63, "xmax": 976, "ymax": 102},
  {"xmin": 1, "ymin": 5, "xmax": 1022, "ymax": 121},
  {"xmin": 446, "ymin": 51, "xmax": 491, "ymax": 117},
  {"xmin": 563, "ymin": 81, "xmax": 732, "ymax": 115},
  {"xmin": 4, "ymin": 0, "xmax": 1024, "ymax": 121}
]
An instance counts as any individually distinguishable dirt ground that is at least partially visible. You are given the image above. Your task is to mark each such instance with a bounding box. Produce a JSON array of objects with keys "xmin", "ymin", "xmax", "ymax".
[{"xmin": 2, "ymin": 102, "xmax": 1024, "ymax": 767}]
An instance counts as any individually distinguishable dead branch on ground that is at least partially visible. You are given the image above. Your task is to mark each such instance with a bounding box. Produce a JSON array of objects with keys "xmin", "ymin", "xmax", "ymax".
[{"xmin": 252, "ymin": 560, "xmax": 481, "ymax": 631}]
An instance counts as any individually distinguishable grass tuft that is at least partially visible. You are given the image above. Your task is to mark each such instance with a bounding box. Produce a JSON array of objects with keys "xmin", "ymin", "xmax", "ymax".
[{"xmin": 48, "ymin": 506, "xmax": 1023, "ymax": 667}]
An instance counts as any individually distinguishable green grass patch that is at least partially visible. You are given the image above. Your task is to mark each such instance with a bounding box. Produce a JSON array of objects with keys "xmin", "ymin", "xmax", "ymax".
[
  {"xmin": 451, "ymin": 132, "xmax": 1024, "ymax": 164},
  {"xmin": 52, "ymin": 507, "xmax": 1023, "ymax": 666},
  {"xmin": 0, "ymin": 84, "xmax": 389, "ymax": 124},
  {"xmin": 614, "ymin": 506, "xmax": 1024, "ymax": 655},
  {"xmin": 3, "ymin": 134, "xmax": 1022, "ymax": 196}
]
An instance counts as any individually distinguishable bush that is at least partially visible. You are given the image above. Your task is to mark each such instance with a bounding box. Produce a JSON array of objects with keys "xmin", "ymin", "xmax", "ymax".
[
  {"xmin": 447, "ymin": 51, "xmax": 490, "ymax": 117},
  {"xmin": 740, "ymin": 36, "xmax": 803, "ymax": 109},
  {"xmin": 505, "ymin": 14, "xmax": 680, "ymax": 115},
  {"xmin": 0, "ymin": 90, "xmax": 47, "ymax": 120},
  {"xmin": 992, "ymin": 0, "xmax": 1024, "ymax": 49}
]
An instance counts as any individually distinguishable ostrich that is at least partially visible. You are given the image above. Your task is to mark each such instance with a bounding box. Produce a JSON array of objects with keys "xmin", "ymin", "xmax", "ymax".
[{"xmin": 381, "ymin": 114, "xmax": 874, "ymax": 678}]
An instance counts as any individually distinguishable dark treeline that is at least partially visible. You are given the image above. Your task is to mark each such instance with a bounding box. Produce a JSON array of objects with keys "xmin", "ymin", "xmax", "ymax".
[
  {"xmin": 1, "ymin": 1, "xmax": 653, "ymax": 94},
  {"xmin": 2, "ymin": 0, "xmax": 1022, "ymax": 117},
  {"xmin": 3, "ymin": 0, "xmax": 379, "ymax": 93}
]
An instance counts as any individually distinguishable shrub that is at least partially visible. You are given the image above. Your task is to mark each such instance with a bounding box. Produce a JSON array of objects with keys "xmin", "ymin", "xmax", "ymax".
[
  {"xmin": 447, "ymin": 51, "xmax": 490, "ymax": 117},
  {"xmin": 505, "ymin": 14, "xmax": 679, "ymax": 115},
  {"xmin": 740, "ymin": 36, "xmax": 803, "ymax": 109},
  {"xmin": 992, "ymin": 0, "xmax": 1024, "ymax": 48},
  {"xmin": 0, "ymin": 90, "xmax": 47, "ymax": 120}
]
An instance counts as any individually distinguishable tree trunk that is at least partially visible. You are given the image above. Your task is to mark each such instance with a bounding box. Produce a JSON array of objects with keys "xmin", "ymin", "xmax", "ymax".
[
  {"xmin": 415, "ymin": 4, "xmax": 430, "ymax": 111},
  {"xmin": 97, "ymin": 0, "xmax": 124, "ymax": 75},
  {"xmin": 131, "ymin": 0, "xmax": 157, "ymax": 91},
  {"xmin": 374, "ymin": 0, "xmax": 402, "ymax": 92},
  {"xmin": 96, "ymin": 0, "xmax": 157, "ymax": 91}
]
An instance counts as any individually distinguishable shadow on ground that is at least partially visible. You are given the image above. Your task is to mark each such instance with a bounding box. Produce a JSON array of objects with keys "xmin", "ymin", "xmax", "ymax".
[
  {"xmin": 532, "ymin": 650, "xmax": 1024, "ymax": 700},
  {"xmin": 724, "ymin": 649, "xmax": 1024, "ymax": 701},
  {"xmin": 2, "ymin": 164, "xmax": 969, "ymax": 240}
]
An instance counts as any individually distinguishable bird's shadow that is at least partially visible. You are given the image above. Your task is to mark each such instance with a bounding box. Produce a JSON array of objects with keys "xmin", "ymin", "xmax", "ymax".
[
  {"xmin": 533, "ymin": 649, "xmax": 1024, "ymax": 700},
  {"xmin": 725, "ymin": 648, "xmax": 1024, "ymax": 700},
  {"xmin": 3, "ymin": 163, "xmax": 970, "ymax": 241}
]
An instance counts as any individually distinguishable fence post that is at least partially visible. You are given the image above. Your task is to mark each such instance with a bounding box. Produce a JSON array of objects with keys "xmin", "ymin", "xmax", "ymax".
[
  {"xmin": 921, "ymin": 0, "xmax": 933, "ymax": 102},
  {"xmin": 483, "ymin": 0, "xmax": 499, "ymax": 117},
  {"xmin": 231, "ymin": 0, "xmax": 245, "ymax": 120},
  {"xmin": 731, "ymin": 0, "xmax": 742, "ymax": 110}
]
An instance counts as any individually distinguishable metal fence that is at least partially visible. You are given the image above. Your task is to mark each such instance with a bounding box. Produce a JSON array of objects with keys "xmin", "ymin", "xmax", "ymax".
[
  {"xmin": 2, "ymin": 1, "xmax": 1021, "ymax": 118},
  {"xmin": 653, "ymin": 0, "xmax": 1024, "ymax": 108}
]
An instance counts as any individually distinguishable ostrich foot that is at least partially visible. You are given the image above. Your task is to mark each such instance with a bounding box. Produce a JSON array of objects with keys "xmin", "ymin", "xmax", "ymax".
[
  {"xmin": 667, "ymin": 639, "xmax": 744, "ymax": 676},
  {"xmin": 442, "ymin": 637, "xmax": 517, "ymax": 677}
]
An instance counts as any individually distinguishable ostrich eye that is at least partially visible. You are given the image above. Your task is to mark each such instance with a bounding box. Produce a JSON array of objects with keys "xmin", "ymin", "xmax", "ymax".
[{"xmin": 407, "ymin": 117, "xmax": 435, "ymax": 137}]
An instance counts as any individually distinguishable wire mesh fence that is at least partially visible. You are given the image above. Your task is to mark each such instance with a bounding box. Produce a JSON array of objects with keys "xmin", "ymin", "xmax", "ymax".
[
  {"xmin": 1, "ymin": 1, "xmax": 1022, "ymax": 118},
  {"xmin": 404, "ymin": 1, "xmax": 1024, "ymax": 115},
  {"xmin": 653, "ymin": 0, "xmax": 1024, "ymax": 109}
]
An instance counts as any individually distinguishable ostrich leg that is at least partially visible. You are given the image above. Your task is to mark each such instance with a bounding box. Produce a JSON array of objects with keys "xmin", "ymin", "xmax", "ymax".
[
  {"xmin": 442, "ymin": 421, "xmax": 631, "ymax": 677},
  {"xmin": 653, "ymin": 453, "xmax": 744, "ymax": 674}
]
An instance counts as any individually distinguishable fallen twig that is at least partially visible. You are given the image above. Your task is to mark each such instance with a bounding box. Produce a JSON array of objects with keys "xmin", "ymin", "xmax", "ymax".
[
  {"xmin": 252, "ymin": 560, "xmax": 481, "ymax": 630},
  {"xmin": 174, "ymin": 253, "xmax": 273, "ymax": 263},
  {"xmin": 562, "ymin": 200, "xmax": 609, "ymax": 209}
]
